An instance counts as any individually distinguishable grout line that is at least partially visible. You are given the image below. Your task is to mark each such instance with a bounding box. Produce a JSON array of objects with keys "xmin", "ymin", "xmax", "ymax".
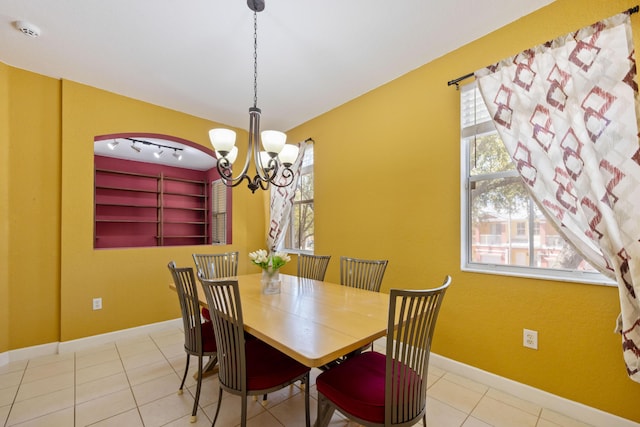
[
  {"xmin": 466, "ymin": 384, "xmax": 490, "ymax": 426},
  {"xmin": 483, "ymin": 388, "xmax": 544, "ymax": 420},
  {"xmin": 149, "ymin": 332, "xmax": 200, "ymax": 426},
  {"xmin": 73, "ymin": 352, "xmax": 76, "ymax": 427},
  {"xmin": 534, "ymin": 404, "xmax": 544, "ymax": 427},
  {"xmin": 3, "ymin": 359, "xmax": 28, "ymax": 426},
  {"xmin": 114, "ymin": 336, "xmax": 147, "ymax": 426}
]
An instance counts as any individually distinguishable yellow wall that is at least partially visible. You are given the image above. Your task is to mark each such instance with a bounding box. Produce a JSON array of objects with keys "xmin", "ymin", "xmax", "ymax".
[
  {"xmin": 4, "ymin": 0, "xmax": 640, "ymax": 421},
  {"xmin": 59, "ymin": 80, "xmax": 266, "ymax": 341},
  {"xmin": 1, "ymin": 67, "xmax": 266, "ymax": 350},
  {"xmin": 6, "ymin": 69, "xmax": 61, "ymax": 349},
  {"xmin": 286, "ymin": 0, "xmax": 640, "ymax": 421},
  {"xmin": 0, "ymin": 62, "xmax": 9, "ymax": 354}
]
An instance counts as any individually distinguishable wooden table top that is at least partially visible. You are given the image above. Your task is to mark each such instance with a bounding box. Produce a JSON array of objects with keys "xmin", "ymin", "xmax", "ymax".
[{"xmin": 171, "ymin": 273, "xmax": 391, "ymax": 368}]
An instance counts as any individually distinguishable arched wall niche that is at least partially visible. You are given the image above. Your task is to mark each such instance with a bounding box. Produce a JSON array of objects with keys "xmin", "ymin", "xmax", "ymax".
[{"xmin": 93, "ymin": 132, "xmax": 232, "ymax": 248}]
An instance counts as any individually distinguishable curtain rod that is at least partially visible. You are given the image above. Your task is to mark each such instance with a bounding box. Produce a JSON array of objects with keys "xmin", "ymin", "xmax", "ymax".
[
  {"xmin": 447, "ymin": 73, "xmax": 474, "ymax": 89},
  {"xmin": 446, "ymin": 5, "xmax": 639, "ymax": 90}
]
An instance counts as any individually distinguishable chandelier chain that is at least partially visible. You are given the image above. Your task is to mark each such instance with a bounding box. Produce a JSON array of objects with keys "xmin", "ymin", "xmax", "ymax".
[
  {"xmin": 210, "ymin": 0, "xmax": 301, "ymax": 193},
  {"xmin": 253, "ymin": 11, "xmax": 258, "ymax": 108}
]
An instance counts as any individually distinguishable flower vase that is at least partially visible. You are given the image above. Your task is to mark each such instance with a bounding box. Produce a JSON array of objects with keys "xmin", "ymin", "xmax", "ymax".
[{"xmin": 261, "ymin": 268, "xmax": 281, "ymax": 295}]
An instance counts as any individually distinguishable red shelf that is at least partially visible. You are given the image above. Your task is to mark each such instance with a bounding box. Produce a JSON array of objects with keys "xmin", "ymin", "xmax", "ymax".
[{"xmin": 95, "ymin": 167, "xmax": 209, "ymax": 248}]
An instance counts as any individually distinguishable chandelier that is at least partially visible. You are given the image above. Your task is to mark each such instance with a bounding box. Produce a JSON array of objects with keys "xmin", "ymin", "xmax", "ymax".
[{"xmin": 208, "ymin": 0, "xmax": 299, "ymax": 193}]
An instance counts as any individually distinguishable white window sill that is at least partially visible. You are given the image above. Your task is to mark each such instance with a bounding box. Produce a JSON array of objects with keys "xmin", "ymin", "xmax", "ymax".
[{"xmin": 462, "ymin": 263, "xmax": 617, "ymax": 287}]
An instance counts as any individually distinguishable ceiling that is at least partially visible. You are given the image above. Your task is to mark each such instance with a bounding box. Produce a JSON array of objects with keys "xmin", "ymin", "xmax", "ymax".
[{"xmin": 0, "ymin": 0, "xmax": 554, "ymax": 134}]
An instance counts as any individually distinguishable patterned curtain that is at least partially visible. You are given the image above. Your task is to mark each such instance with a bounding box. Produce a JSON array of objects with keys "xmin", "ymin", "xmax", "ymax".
[
  {"xmin": 266, "ymin": 140, "xmax": 310, "ymax": 252},
  {"xmin": 475, "ymin": 11, "xmax": 640, "ymax": 381}
]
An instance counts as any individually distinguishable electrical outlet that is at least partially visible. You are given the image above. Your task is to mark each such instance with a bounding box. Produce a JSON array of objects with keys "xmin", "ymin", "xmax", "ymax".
[
  {"xmin": 93, "ymin": 297, "xmax": 102, "ymax": 310},
  {"xmin": 523, "ymin": 329, "xmax": 538, "ymax": 350}
]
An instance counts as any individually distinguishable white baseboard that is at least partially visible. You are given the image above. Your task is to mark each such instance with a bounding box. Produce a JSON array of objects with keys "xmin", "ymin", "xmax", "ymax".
[
  {"xmin": 6, "ymin": 342, "xmax": 60, "ymax": 363},
  {"xmin": 430, "ymin": 353, "xmax": 639, "ymax": 427},
  {"xmin": 58, "ymin": 318, "xmax": 182, "ymax": 354},
  {"xmin": 2, "ymin": 318, "xmax": 182, "ymax": 363}
]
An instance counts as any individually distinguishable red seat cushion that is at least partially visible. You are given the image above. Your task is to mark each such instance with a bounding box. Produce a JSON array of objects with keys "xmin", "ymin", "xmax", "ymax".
[
  {"xmin": 317, "ymin": 351, "xmax": 386, "ymax": 423},
  {"xmin": 200, "ymin": 321, "xmax": 217, "ymax": 353},
  {"xmin": 245, "ymin": 338, "xmax": 310, "ymax": 391},
  {"xmin": 202, "ymin": 307, "xmax": 211, "ymax": 321},
  {"xmin": 316, "ymin": 351, "xmax": 425, "ymax": 424}
]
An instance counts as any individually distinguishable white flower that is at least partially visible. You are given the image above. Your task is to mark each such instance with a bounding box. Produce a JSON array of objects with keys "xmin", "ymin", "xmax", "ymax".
[
  {"xmin": 274, "ymin": 251, "xmax": 291, "ymax": 263},
  {"xmin": 249, "ymin": 249, "xmax": 290, "ymax": 270},
  {"xmin": 249, "ymin": 249, "xmax": 269, "ymax": 264}
]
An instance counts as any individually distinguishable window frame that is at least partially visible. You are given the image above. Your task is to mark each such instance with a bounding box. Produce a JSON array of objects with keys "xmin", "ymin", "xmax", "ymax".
[
  {"xmin": 283, "ymin": 144, "xmax": 314, "ymax": 254},
  {"xmin": 459, "ymin": 83, "xmax": 615, "ymax": 286},
  {"xmin": 211, "ymin": 179, "xmax": 229, "ymax": 245}
]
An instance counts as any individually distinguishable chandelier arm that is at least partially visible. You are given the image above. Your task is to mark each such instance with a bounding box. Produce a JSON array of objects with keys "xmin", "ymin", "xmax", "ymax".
[
  {"xmin": 215, "ymin": 163, "xmax": 244, "ymax": 188},
  {"xmin": 267, "ymin": 167, "xmax": 295, "ymax": 188},
  {"xmin": 216, "ymin": 163, "xmax": 265, "ymax": 193},
  {"xmin": 244, "ymin": 173, "xmax": 270, "ymax": 193},
  {"xmin": 252, "ymin": 109, "xmax": 271, "ymax": 182},
  {"xmin": 213, "ymin": 108, "xmax": 260, "ymax": 185},
  {"xmin": 258, "ymin": 158, "xmax": 279, "ymax": 182},
  {"xmin": 215, "ymin": 157, "xmax": 252, "ymax": 186}
]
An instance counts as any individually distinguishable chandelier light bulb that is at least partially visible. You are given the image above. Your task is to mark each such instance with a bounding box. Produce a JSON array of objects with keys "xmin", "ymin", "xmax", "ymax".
[
  {"xmin": 216, "ymin": 146, "xmax": 239, "ymax": 165},
  {"xmin": 209, "ymin": 128, "xmax": 237, "ymax": 154},
  {"xmin": 258, "ymin": 151, "xmax": 273, "ymax": 169},
  {"xmin": 226, "ymin": 146, "xmax": 239, "ymax": 164},
  {"xmin": 261, "ymin": 130, "xmax": 287, "ymax": 154},
  {"xmin": 278, "ymin": 144, "xmax": 299, "ymax": 167}
]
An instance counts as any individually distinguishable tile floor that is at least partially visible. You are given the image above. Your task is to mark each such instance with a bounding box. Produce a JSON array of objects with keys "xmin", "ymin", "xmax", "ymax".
[{"xmin": 0, "ymin": 327, "xmax": 593, "ymax": 427}]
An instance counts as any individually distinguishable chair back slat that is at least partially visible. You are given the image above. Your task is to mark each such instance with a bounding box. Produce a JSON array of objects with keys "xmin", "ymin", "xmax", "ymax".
[
  {"xmin": 193, "ymin": 252, "xmax": 239, "ymax": 279},
  {"xmin": 385, "ymin": 276, "xmax": 450, "ymax": 426},
  {"xmin": 297, "ymin": 254, "xmax": 331, "ymax": 281},
  {"xmin": 199, "ymin": 277, "xmax": 247, "ymax": 394},
  {"xmin": 340, "ymin": 256, "xmax": 388, "ymax": 292},
  {"xmin": 167, "ymin": 261, "xmax": 203, "ymax": 354}
]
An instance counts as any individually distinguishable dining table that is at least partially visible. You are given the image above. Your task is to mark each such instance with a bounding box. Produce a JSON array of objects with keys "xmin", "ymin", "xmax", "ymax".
[{"xmin": 170, "ymin": 272, "xmax": 392, "ymax": 368}]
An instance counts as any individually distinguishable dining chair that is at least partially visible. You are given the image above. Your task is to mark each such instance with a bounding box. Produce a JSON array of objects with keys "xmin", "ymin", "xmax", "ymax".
[
  {"xmin": 315, "ymin": 276, "xmax": 452, "ymax": 427},
  {"xmin": 297, "ymin": 253, "xmax": 331, "ymax": 281},
  {"xmin": 167, "ymin": 261, "xmax": 217, "ymax": 423},
  {"xmin": 340, "ymin": 256, "xmax": 388, "ymax": 292},
  {"xmin": 337, "ymin": 256, "xmax": 389, "ymax": 358},
  {"xmin": 192, "ymin": 251, "xmax": 239, "ymax": 279},
  {"xmin": 198, "ymin": 276, "xmax": 311, "ymax": 427},
  {"xmin": 192, "ymin": 251, "xmax": 239, "ymax": 321}
]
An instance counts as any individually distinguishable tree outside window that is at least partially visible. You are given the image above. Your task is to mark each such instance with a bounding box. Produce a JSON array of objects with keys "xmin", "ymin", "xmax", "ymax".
[
  {"xmin": 285, "ymin": 145, "xmax": 314, "ymax": 252},
  {"xmin": 462, "ymin": 84, "xmax": 599, "ymax": 278}
]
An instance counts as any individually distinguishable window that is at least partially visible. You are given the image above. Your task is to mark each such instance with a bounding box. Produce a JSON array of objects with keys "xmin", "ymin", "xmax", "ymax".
[
  {"xmin": 211, "ymin": 180, "xmax": 228, "ymax": 245},
  {"xmin": 285, "ymin": 144, "xmax": 314, "ymax": 252},
  {"xmin": 460, "ymin": 83, "xmax": 608, "ymax": 284}
]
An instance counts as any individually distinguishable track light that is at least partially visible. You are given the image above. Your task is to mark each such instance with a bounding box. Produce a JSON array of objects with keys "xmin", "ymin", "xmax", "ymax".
[
  {"xmin": 124, "ymin": 138, "xmax": 183, "ymax": 159},
  {"xmin": 107, "ymin": 139, "xmax": 119, "ymax": 150}
]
